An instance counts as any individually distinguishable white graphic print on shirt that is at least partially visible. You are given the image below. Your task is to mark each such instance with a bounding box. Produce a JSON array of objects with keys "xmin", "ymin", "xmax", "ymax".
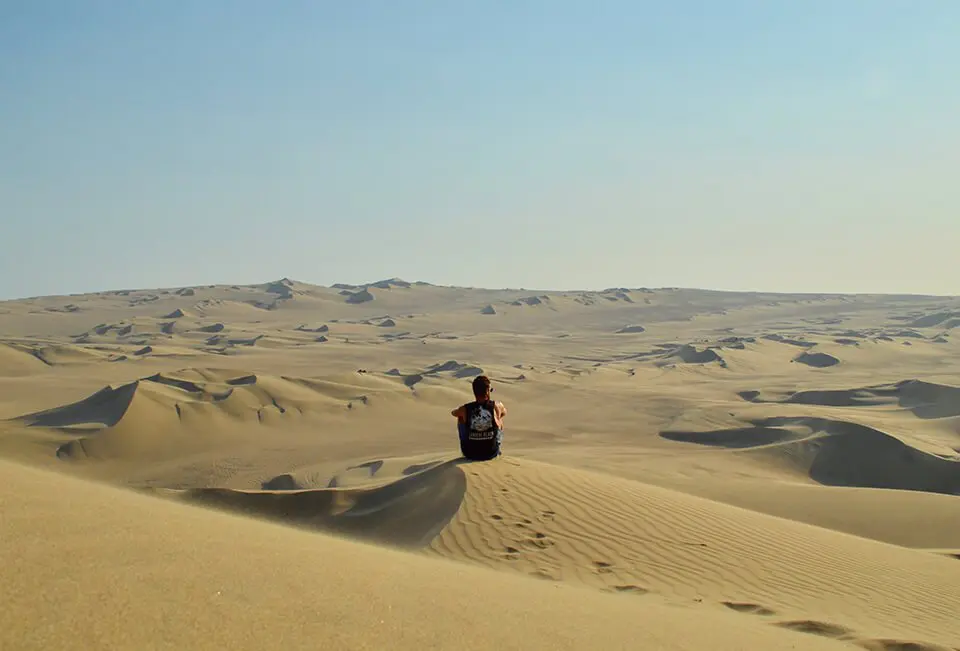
[{"xmin": 469, "ymin": 404, "xmax": 496, "ymax": 439}]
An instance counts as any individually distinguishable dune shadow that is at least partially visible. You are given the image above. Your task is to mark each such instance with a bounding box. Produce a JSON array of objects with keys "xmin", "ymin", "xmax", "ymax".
[
  {"xmin": 894, "ymin": 380, "xmax": 960, "ymax": 419},
  {"xmin": 19, "ymin": 382, "xmax": 139, "ymax": 428},
  {"xmin": 660, "ymin": 426, "xmax": 800, "ymax": 448},
  {"xmin": 175, "ymin": 458, "xmax": 468, "ymax": 549},
  {"xmin": 660, "ymin": 416, "xmax": 960, "ymax": 496},
  {"xmin": 737, "ymin": 379, "xmax": 960, "ymax": 418},
  {"xmin": 793, "ymin": 351, "xmax": 840, "ymax": 368},
  {"xmin": 738, "ymin": 387, "xmax": 896, "ymax": 408}
]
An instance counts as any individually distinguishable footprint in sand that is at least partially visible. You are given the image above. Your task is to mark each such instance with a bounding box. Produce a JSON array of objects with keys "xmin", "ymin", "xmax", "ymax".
[
  {"xmin": 612, "ymin": 585, "xmax": 649, "ymax": 595},
  {"xmin": 491, "ymin": 514, "xmax": 503, "ymax": 521},
  {"xmin": 774, "ymin": 620, "xmax": 853, "ymax": 639},
  {"xmin": 525, "ymin": 531, "xmax": 554, "ymax": 549},
  {"xmin": 721, "ymin": 601, "xmax": 777, "ymax": 616},
  {"xmin": 538, "ymin": 510, "xmax": 556, "ymax": 522},
  {"xmin": 593, "ymin": 561, "xmax": 614, "ymax": 575},
  {"xmin": 856, "ymin": 638, "xmax": 958, "ymax": 651},
  {"xmin": 529, "ymin": 569, "xmax": 558, "ymax": 581}
]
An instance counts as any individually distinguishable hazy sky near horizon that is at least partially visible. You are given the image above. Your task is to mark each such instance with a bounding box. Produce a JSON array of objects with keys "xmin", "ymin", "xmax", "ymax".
[{"xmin": 2, "ymin": 1, "xmax": 959, "ymax": 300}]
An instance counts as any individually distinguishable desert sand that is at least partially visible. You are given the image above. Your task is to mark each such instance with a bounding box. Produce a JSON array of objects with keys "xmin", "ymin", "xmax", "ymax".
[{"xmin": 2, "ymin": 278, "xmax": 960, "ymax": 650}]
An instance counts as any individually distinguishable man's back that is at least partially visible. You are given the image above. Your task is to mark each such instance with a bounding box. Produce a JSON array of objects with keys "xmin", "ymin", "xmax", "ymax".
[
  {"xmin": 459, "ymin": 402, "xmax": 502, "ymax": 460},
  {"xmin": 453, "ymin": 375, "xmax": 506, "ymax": 461}
]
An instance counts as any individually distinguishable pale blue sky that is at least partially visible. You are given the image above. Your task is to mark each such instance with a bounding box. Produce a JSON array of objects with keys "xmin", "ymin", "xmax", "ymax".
[{"xmin": 2, "ymin": 1, "xmax": 959, "ymax": 300}]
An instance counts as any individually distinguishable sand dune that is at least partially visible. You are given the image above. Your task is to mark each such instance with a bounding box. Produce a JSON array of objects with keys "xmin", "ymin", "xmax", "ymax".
[
  {"xmin": 794, "ymin": 350, "xmax": 842, "ymax": 367},
  {"xmin": 511, "ymin": 295, "xmax": 548, "ymax": 307},
  {"xmin": 664, "ymin": 480, "xmax": 960, "ymax": 549},
  {"xmin": 14, "ymin": 342, "xmax": 112, "ymax": 365},
  {"xmin": 0, "ymin": 343, "xmax": 49, "ymax": 376},
  {"xmin": 740, "ymin": 379, "xmax": 960, "ymax": 418},
  {"xmin": 9, "ymin": 368, "xmax": 366, "ymax": 462},
  {"xmin": 166, "ymin": 456, "xmax": 466, "ymax": 547},
  {"xmin": 763, "ymin": 333, "xmax": 818, "ymax": 348},
  {"xmin": 909, "ymin": 311, "xmax": 960, "ymax": 328},
  {"xmin": 369, "ymin": 277, "xmax": 412, "ymax": 289},
  {"xmin": 658, "ymin": 343, "xmax": 726, "ymax": 366},
  {"xmin": 661, "ymin": 416, "xmax": 960, "ymax": 495},
  {"xmin": 143, "ymin": 452, "xmax": 960, "ymax": 649},
  {"xmin": 295, "ymin": 323, "xmax": 329, "ymax": 332},
  {"xmin": 345, "ymin": 288, "xmax": 375, "ymax": 303},
  {"xmin": 2, "ymin": 280, "xmax": 960, "ymax": 650},
  {"xmin": 2, "ymin": 459, "xmax": 864, "ymax": 651},
  {"xmin": 428, "ymin": 458, "xmax": 960, "ymax": 648}
]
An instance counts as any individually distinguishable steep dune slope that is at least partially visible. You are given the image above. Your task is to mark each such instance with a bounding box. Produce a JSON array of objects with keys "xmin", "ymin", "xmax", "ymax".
[
  {"xmin": 0, "ymin": 459, "xmax": 857, "ymax": 651},
  {"xmin": 162, "ymin": 454, "xmax": 960, "ymax": 649},
  {"xmin": 427, "ymin": 458, "xmax": 960, "ymax": 648}
]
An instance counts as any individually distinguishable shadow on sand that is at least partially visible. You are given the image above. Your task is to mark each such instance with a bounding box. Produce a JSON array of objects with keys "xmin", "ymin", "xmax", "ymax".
[{"xmin": 158, "ymin": 456, "xmax": 495, "ymax": 549}]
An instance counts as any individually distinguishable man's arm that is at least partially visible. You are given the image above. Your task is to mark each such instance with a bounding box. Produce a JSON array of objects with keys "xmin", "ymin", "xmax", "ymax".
[
  {"xmin": 496, "ymin": 401, "xmax": 507, "ymax": 418},
  {"xmin": 451, "ymin": 405, "xmax": 466, "ymax": 422}
]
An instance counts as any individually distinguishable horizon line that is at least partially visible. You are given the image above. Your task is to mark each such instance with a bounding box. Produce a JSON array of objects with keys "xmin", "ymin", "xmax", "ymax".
[{"xmin": 1, "ymin": 276, "xmax": 956, "ymax": 303}]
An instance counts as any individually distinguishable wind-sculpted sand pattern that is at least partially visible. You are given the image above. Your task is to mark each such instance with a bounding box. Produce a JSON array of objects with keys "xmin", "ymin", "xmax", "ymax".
[
  {"xmin": 427, "ymin": 457, "xmax": 960, "ymax": 648},
  {"xmin": 2, "ymin": 279, "xmax": 960, "ymax": 650}
]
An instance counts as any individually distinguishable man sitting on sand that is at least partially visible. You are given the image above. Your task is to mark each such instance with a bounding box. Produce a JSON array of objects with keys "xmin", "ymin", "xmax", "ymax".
[{"xmin": 451, "ymin": 375, "xmax": 506, "ymax": 461}]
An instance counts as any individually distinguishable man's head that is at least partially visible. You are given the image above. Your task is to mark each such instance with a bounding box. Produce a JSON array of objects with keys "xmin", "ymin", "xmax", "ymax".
[{"xmin": 472, "ymin": 375, "xmax": 492, "ymax": 400}]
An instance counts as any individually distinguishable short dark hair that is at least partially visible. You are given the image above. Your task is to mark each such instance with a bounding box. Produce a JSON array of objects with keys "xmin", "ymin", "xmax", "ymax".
[{"xmin": 472, "ymin": 375, "xmax": 491, "ymax": 398}]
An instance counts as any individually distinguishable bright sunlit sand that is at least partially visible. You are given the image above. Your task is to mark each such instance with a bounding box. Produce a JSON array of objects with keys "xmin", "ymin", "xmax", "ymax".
[{"xmin": 2, "ymin": 280, "xmax": 959, "ymax": 650}]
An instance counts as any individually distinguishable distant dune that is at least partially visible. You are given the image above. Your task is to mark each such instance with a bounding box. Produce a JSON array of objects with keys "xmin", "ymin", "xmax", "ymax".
[
  {"xmin": 295, "ymin": 324, "xmax": 329, "ymax": 333},
  {"xmin": 739, "ymin": 379, "xmax": 960, "ymax": 418},
  {"xmin": 369, "ymin": 277, "xmax": 412, "ymax": 289},
  {"xmin": 0, "ymin": 343, "xmax": 49, "ymax": 376},
  {"xmin": 11, "ymin": 368, "xmax": 368, "ymax": 462},
  {"xmin": 661, "ymin": 415, "xmax": 960, "ymax": 495},
  {"xmin": 345, "ymin": 288, "xmax": 374, "ymax": 304},
  {"xmin": 909, "ymin": 311, "xmax": 960, "ymax": 328},
  {"xmin": 793, "ymin": 351, "xmax": 841, "ymax": 367}
]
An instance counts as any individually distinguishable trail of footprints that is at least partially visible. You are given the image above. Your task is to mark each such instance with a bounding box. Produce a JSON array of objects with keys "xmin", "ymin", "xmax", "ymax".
[
  {"xmin": 488, "ymin": 508, "xmax": 650, "ymax": 593},
  {"xmin": 720, "ymin": 601, "xmax": 958, "ymax": 651},
  {"xmin": 485, "ymin": 506, "xmax": 957, "ymax": 651},
  {"xmin": 496, "ymin": 514, "xmax": 556, "ymax": 560},
  {"xmin": 469, "ymin": 466, "xmax": 959, "ymax": 651}
]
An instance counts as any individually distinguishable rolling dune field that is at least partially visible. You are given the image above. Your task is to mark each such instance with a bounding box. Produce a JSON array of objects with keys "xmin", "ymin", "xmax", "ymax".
[{"xmin": 2, "ymin": 279, "xmax": 960, "ymax": 650}]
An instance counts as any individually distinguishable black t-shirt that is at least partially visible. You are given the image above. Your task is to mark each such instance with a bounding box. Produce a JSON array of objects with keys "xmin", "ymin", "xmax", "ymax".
[{"xmin": 460, "ymin": 400, "xmax": 501, "ymax": 460}]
